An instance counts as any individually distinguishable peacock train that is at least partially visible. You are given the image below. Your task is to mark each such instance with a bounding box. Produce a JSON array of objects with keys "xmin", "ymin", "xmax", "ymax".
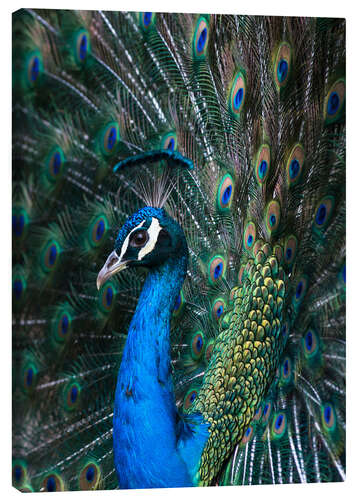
[{"xmin": 12, "ymin": 9, "xmax": 345, "ymax": 491}]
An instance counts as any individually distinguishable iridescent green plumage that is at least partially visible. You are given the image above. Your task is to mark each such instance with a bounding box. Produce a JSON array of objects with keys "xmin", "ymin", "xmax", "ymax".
[{"xmin": 12, "ymin": 9, "xmax": 345, "ymax": 491}]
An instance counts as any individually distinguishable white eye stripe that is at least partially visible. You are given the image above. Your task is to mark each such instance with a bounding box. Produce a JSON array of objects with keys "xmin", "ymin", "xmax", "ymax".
[
  {"xmin": 119, "ymin": 220, "xmax": 145, "ymax": 261},
  {"xmin": 138, "ymin": 218, "xmax": 162, "ymax": 261}
]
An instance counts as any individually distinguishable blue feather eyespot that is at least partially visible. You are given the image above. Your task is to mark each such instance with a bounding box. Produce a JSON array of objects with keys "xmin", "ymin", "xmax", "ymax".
[
  {"xmin": 173, "ymin": 290, "xmax": 185, "ymax": 317},
  {"xmin": 229, "ymin": 71, "xmax": 246, "ymax": 118},
  {"xmin": 64, "ymin": 382, "xmax": 81, "ymax": 412},
  {"xmin": 212, "ymin": 298, "xmax": 225, "ymax": 322},
  {"xmin": 41, "ymin": 473, "xmax": 65, "ymax": 492},
  {"xmin": 74, "ymin": 29, "xmax": 90, "ymax": 64},
  {"xmin": 293, "ymin": 275, "xmax": 308, "ymax": 309},
  {"xmin": 255, "ymin": 144, "xmax": 270, "ymax": 185},
  {"xmin": 99, "ymin": 283, "xmax": 116, "ymax": 313},
  {"xmin": 241, "ymin": 425, "xmax": 254, "ymax": 445},
  {"xmin": 204, "ymin": 339, "xmax": 215, "ymax": 364},
  {"xmin": 253, "ymin": 407, "xmax": 262, "ymax": 421},
  {"xmin": 280, "ymin": 357, "xmax": 293, "ymax": 384},
  {"xmin": 53, "ymin": 309, "xmax": 73, "ymax": 344},
  {"xmin": 79, "ymin": 462, "xmax": 101, "ymax": 490},
  {"xmin": 216, "ymin": 173, "xmax": 234, "ymax": 211},
  {"xmin": 208, "ymin": 255, "xmax": 226, "ymax": 284},
  {"xmin": 161, "ymin": 132, "xmax": 177, "ymax": 151},
  {"xmin": 13, "ymin": 275, "xmax": 26, "ymax": 301},
  {"xmin": 271, "ymin": 412, "xmax": 287, "ymax": 438},
  {"xmin": 243, "ymin": 221, "xmax": 256, "ymax": 252},
  {"xmin": 274, "ymin": 43, "xmax": 291, "ymax": 89},
  {"xmin": 191, "ymin": 331, "xmax": 205, "ymax": 360},
  {"xmin": 284, "ymin": 235, "xmax": 298, "ymax": 267},
  {"xmin": 193, "ymin": 17, "xmax": 209, "ymax": 59},
  {"xmin": 183, "ymin": 388, "xmax": 199, "ymax": 411},
  {"xmin": 265, "ymin": 200, "xmax": 281, "ymax": 235},
  {"xmin": 21, "ymin": 362, "xmax": 37, "ymax": 393},
  {"xmin": 313, "ymin": 195, "xmax": 335, "ymax": 230},
  {"xmin": 46, "ymin": 147, "xmax": 66, "ymax": 182},
  {"xmin": 139, "ymin": 12, "xmax": 156, "ymax": 30},
  {"xmin": 99, "ymin": 122, "xmax": 120, "ymax": 156},
  {"xmin": 321, "ymin": 403, "xmax": 337, "ymax": 432},
  {"xmin": 12, "ymin": 208, "xmax": 29, "ymax": 240},
  {"xmin": 277, "ymin": 59, "xmax": 288, "ymax": 83},
  {"xmin": 25, "ymin": 50, "xmax": 43, "ymax": 87},
  {"xmin": 13, "ymin": 460, "xmax": 27, "ymax": 486},
  {"xmin": 262, "ymin": 402, "xmax": 272, "ymax": 423},
  {"xmin": 302, "ymin": 329, "xmax": 319, "ymax": 359},
  {"xmin": 89, "ymin": 215, "xmax": 109, "ymax": 248},
  {"xmin": 324, "ymin": 79, "xmax": 345, "ymax": 124},
  {"xmin": 41, "ymin": 240, "xmax": 61, "ymax": 273},
  {"xmin": 286, "ymin": 144, "xmax": 305, "ymax": 187}
]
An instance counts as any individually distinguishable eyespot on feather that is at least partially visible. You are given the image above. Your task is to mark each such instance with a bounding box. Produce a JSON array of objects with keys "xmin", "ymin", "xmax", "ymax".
[
  {"xmin": 216, "ymin": 174, "xmax": 234, "ymax": 212},
  {"xmin": 173, "ymin": 289, "xmax": 185, "ymax": 317},
  {"xmin": 13, "ymin": 274, "xmax": 26, "ymax": 302},
  {"xmin": 21, "ymin": 362, "xmax": 38, "ymax": 394},
  {"xmin": 41, "ymin": 472, "xmax": 65, "ymax": 492},
  {"xmin": 25, "ymin": 50, "xmax": 43, "ymax": 88},
  {"xmin": 271, "ymin": 412, "xmax": 287, "ymax": 439},
  {"xmin": 64, "ymin": 382, "xmax": 81, "ymax": 412},
  {"xmin": 212, "ymin": 298, "xmax": 226, "ymax": 321},
  {"xmin": 204, "ymin": 339, "xmax": 215, "ymax": 364},
  {"xmin": 89, "ymin": 215, "xmax": 109, "ymax": 248},
  {"xmin": 280, "ymin": 357, "xmax": 293, "ymax": 385},
  {"xmin": 286, "ymin": 143, "xmax": 304, "ymax": 187},
  {"xmin": 302, "ymin": 329, "xmax": 319, "ymax": 359},
  {"xmin": 255, "ymin": 144, "xmax": 270, "ymax": 185},
  {"xmin": 274, "ymin": 42, "xmax": 291, "ymax": 89},
  {"xmin": 193, "ymin": 17, "xmax": 209, "ymax": 59},
  {"xmin": 190, "ymin": 331, "xmax": 205, "ymax": 360},
  {"xmin": 284, "ymin": 235, "xmax": 298, "ymax": 267},
  {"xmin": 241, "ymin": 425, "xmax": 254, "ymax": 445},
  {"xmin": 324, "ymin": 79, "xmax": 345, "ymax": 124},
  {"xmin": 208, "ymin": 255, "xmax": 226, "ymax": 284},
  {"xmin": 74, "ymin": 29, "xmax": 90, "ymax": 65},
  {"xmin": 183, "ymin": 387, "xmax": 199, "ymax": 412},
  {"xmin": 243, "ymin": 222, "xmax": 256, "ymax": 252},
  {"xmin": 79, "ymin": 462, "xmax": 101, "ymax": 490},
  {"xmin": 139, "ymin": 12, "xmax": 156, "ymax": 30},
  {"xmin": 99, "ymin": 122, "xmax": 120, "ymax": 156},
  {"xmin": 313, "ymin": 195, "xmax": 335, "ymax": 230},
  {"xmin": 262, "ymin": 401, "xmax": 272, "ymax": 423},
  {"xmin": 265, "ymin": 200, "xmax": 281, "ymax": 235},
  {"xmin": 98, "ymin": 282, "xmax": 117, "ymax": 314},
  {"xmin": 13, "ymin": 460, "xmax": 27, "ymax": 487},
  {"xmin": 45, "ymin": 147, "xmax": 66, "ymax": 182},
  {"xmin": 12, "ymin": 207, "xmax": 29, "ymax": 240},
  {"xmin": 321, "ymin": 403, "xmax": 336, "ymax": 432},
  {"xmin": 293, "ymin": 275, "xmax": 308, "ymax": 309},
  {"xmin": 229, "ymin": 71, "xmax": 246, "ymax": 118},
  {"xmin": 161, "ymin": 132, "xmax": 177, "ymax": 151},
  {"xmin": 41, "ymin": 240, "xmax": 61, "ymax": 273},
  {"xmin": 52, "ymin": 309, "xmax": 72, "ymax": 344}
]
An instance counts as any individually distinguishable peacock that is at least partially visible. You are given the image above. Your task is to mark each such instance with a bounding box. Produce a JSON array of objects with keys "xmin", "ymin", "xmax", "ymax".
[{"xmin": 12, "ymin": 8, "xmax": 346, "ymax": 492}]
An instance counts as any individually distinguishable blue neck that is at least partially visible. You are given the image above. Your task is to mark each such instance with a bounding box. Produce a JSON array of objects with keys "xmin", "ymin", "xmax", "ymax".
[{"xmin": 113, "ymin": 252, "xmax": 193, "ymax": 489}]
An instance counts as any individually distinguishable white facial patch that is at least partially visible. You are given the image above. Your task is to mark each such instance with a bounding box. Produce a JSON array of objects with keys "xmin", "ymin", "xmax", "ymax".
[
  {"xmin": 118, "ymin": 220, "xmax": 145, "ymax": 262},
  {"xmin": 138, "ymin": 218, "xmax": 162, "ymax": 261}
]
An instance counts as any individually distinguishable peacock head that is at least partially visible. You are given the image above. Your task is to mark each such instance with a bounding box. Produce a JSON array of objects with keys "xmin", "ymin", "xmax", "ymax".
[{"xmin": 96, "ymin": 206, "xmax": 187, "ymax": 290}]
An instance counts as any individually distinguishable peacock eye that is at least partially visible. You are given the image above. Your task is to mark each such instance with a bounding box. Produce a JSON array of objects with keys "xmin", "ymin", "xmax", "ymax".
[{"xmin": 129, "ymin": 229, "xmax": 148, "ymax": 247}]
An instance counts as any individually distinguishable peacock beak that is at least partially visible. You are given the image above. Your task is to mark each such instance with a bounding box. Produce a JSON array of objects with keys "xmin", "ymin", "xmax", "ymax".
[{"xmin": 96, "ymin": 250, "xmax": 128, "ymax": 290}]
